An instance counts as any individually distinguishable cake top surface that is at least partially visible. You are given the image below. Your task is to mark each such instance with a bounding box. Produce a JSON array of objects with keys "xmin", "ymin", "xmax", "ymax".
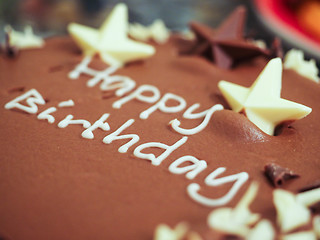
[{"xmin": 0, "ymin": 3, "xmax": 320, "ymax": 240}]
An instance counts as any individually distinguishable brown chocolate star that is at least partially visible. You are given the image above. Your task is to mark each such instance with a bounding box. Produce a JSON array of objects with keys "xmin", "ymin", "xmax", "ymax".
[
  {"xmin": 264, "ymin": 163, "xmax": 300, "ymax": 187},
  {"xmin": 182, "ymin": 6, "xmax": 270, "ymax": 69}
]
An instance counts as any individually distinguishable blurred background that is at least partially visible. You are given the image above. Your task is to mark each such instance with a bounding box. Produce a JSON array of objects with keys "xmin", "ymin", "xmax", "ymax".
[
  {"xmin": 0, "ymin": 0, "xmax": 319, "ymax": 62},
  {"xmin": 0, "ymin": 0, "xmax": 260, "ymax": 35}
]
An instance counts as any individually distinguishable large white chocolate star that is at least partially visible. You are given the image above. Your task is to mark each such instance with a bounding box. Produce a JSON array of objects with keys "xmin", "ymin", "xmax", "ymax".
[
  {"xmin": 68, "ymin": 3, "xmax": 155, "ymax": 67},
  {"xmin": 218, "ymin": 58, "xmax": 312, "ymax": 135}
]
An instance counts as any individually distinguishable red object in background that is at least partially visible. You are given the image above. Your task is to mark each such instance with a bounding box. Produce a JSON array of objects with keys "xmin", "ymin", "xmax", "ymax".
[{"xmin": 254, "ymin": 0, "xmax": 320, "ymax": 58}]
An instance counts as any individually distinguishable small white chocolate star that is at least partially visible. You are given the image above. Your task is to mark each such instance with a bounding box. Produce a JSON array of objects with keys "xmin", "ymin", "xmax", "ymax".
[
  {"xmin": 284, "ymin": 49, "xmax": 319, "ymax": 83},
  {"xmin": 68, "ymin": 3, "xmax": 155, "ymax": 67},
  {"xmin": 129, "ymin": 19, "xmax": 170, "ymax": 44},
  {"xmin": 154, "ymin": 222, "xmax": 189, "ymax": 240},
  {"xmin": 5, "ymin": 25, "xmax": 44, "ymax": 49},
  {"xmin": 208, "ymin": 182, "xmax": 261, "ymax": 237},
  {"xmin": 273, "ymin": 189, "xmax": 311, "ymax": 233},
  {"xmin": 218, "ymin": 58, "xmax": 312, "ymax": 135}
]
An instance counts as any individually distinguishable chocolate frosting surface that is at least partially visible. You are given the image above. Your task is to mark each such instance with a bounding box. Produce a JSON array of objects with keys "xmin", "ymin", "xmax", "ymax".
[{"xmin": 0, "ymin": 37, "xmax": 320, "ymax": 240}]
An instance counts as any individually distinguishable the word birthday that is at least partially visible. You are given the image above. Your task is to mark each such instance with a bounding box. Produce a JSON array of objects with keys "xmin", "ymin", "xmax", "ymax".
[{"xmin": 4, "ymin": 57, "xmax": 250, "ymax": 207}]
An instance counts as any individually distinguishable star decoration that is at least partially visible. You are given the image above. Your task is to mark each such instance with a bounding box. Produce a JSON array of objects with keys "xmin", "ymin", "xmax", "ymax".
[
  {"xmin": 129, "ymin": 19, "xmax": 170, "ymax": 44},
  {"xmin": 218, "ymin": 58, "xmax": 312, "ymax": 135},
  {"xmin": 182, "ymin": 6, "xmax": 270, "ymax": 69},
  {"xmin": 68, "ymin": 3, "xmax": 155, "ymax": 67},
  {"xmin": 208, "ymin": 182, "xmax": 261, "ymax": 237},
  {"xmin": 154, "ymin": 222, "xmax": 189, "ymax": 240},
  {"xmin": 4, "ymin": 25, "xmax": 44, "ymax": 50},
  {"xmin": 284, "ymin": 49, "xmax": 319, "ymax": 83}
]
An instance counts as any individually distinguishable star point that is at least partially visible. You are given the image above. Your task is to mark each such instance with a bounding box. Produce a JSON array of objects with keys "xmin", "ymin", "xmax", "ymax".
[
  {"xmin": 218, "ymin": 58, "xmax": 312, "ymax": 135},
  {"xmin": 214, "ymin": 5, "xmax": 246, "ymax": 40},
  {"xmin": 68, "ymin": 3, "xmax": 155, "ymax": 67}
]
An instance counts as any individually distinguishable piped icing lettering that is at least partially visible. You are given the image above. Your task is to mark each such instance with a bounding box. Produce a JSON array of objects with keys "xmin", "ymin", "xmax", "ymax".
[
  {"xmin": 169, "ymin": 155, "xmax": 207, "ymax": 180},
  {"xmin": 100, "ymin": 75, "xmax": 135, "ymax": 97},
  {"xmin": 58, "ymin": 100, "xmax": 75, "ymax": 108},
  {"xmin": 37, "ymin": 107, "xmax": 57, "ymax": 124},
  {"xmin": 5, "ymin": 89, "xmax": 45, "ymax": 114},
  {"xmin": 86, "ymin": 65, "xmax": 120, "ymax": 88},
  {"xmin": 82, "ymin": 113, "xmax": 110, "ymax": 139},
  {"xmin": 170, "ymin": 104, "xmax": 224, "ymax": 135},
  {"xmin": 69, "ymin": 56, "xmax": 93, "ymax": 79},
  {"xmin": 5, "ymin": 82, "xmax": 248, "ymax": 209},
  {"xmin": 58, "ymin": 114, "xmax": 91, "ymax": 129},
  {"xmin": 140, "ymin": 93, "xmax": 187, "ymax": 119},
  {"xmin": 103, "ymin": 119, "xmax": 139, "ymax": 153},
  {"xmin": 187, "ymin": 168, "xmax": 249, "ymax": 207},
  {"xmin": 134, "ymin": 136, "xmax": 188, "ymax": 166},
  {"xmin": 113, "ymin": 85, "xmax": 160, "ymax": 109},
  {"xmin": 69, "ymin": 56, "xmax": 135, "ymax": 97}
]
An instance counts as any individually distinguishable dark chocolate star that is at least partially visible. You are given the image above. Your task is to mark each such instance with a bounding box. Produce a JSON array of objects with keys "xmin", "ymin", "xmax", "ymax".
[
  {"xmin": 264, "ymin": 163, "xmax": 300, "ymax": 187},
  {"xmin": 270, "ymin": 37, "xmax": 284, "ymax": 59},
  {"xmin": 183, "ymin": 6, "xmax": 270, "ymax": 69}
]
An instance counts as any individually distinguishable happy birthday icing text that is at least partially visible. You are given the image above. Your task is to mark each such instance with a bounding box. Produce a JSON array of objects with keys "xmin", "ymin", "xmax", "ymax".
[{"xmin": 4, "ymin": 57, "xmax": 249, "ymax": 207}]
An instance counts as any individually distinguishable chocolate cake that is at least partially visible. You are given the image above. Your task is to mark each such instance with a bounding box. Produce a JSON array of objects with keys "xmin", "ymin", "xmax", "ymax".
[{"xmin": 1, "ymin": 3, "xmax": 320, "ymax": 240}]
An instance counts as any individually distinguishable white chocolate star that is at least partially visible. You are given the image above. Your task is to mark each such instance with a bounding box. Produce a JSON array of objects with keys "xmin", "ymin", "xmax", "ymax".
[
  {"xmin": 281, "ymin": 231, "xmax": 317, "ymax": 240},
  {"xmin": 218, "ymin": 58, "xmax": 312, "ymax": 135},
  {"xmin": 208, "ymin": 182, "xmax": 260, "ymax": 237},
  {"xmin": 273, "ymin": 189, "xmax": 311, "ymax": 233},
  {"xmin": 129, "ymin": 19, "xmax": 170, "ymax": 44},
  {"xmin": 154, "ymin": 222, "xmax": 189, "ymax": 240},
  {"xmin": 5, "ymin": 25, "xmax": 44, "ymax": 49},
  {"xmin": 247, "ymin": 220, "xmax": 275, "ymax": 240},
  {"xmin": 249, "ymin": 39, "xmax": 267, "ymax": 50},
  {"xmin": 68, "ymin": 3, "xmax": 155, "ymax": 67},
  {"xmin": 296, "ymin": 187, "xmax": 320, "ymax": 207},
  {"xmin": 284, "ymin": 49, "xmax": 319, "ymax": 83}
]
